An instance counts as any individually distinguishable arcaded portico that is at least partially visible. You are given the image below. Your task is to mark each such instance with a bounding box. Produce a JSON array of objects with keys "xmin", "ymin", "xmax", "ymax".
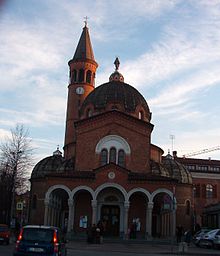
[{"xmin": 42, "ymin": 183, "xmax": 177, "ymax": 239}]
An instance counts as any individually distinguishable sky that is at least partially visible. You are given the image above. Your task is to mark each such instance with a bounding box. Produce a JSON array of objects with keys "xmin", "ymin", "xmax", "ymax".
[{"xmin": 1, "ymin": 0, "xmax": 220, "ymax": 168}]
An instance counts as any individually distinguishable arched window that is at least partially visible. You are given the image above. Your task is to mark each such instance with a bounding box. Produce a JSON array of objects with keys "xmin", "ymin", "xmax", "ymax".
[
  {"xmin": 100, "ymin": 149, "xmax": 108, "ymax": 166},
  {"xmin": 79, "ymin": 69, "xmax": 84, "ymax": 82},
  {"xmin": 118, "ymin": 149, "xmax": 125, "ymax": 167},
  {"xmin": 86, "ymin": 70, "xmax": 92, "ymax": 84},
  {"xmin": 32, "ymin": 194, "xmax": 37, "ymax": 209},
  {"xmin": 206, "ymin": 184, "xmax": 213, "ymax": 198},
  {"xmin": 86, "ymin": 109, "xmax": 92, "ymax": 117},
  {"xmin": 186, "ymin": 200, "xmax": 190, "ymax": 215},
  {"xmin": 109, "ymin": 147, "xmax": 116, "ymax": 163},
  {"xmin": 139, "ymin": 111, "xmax": 144, "ymax": 120},
  {"xmin": 73, "ymin": 70, "xmax": 77, "ymax": 82}
]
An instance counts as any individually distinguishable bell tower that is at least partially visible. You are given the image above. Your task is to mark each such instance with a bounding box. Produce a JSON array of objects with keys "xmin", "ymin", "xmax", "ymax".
[{"xmin": 64, "ymin": 23, "xmax": 98, "ymax": 159}]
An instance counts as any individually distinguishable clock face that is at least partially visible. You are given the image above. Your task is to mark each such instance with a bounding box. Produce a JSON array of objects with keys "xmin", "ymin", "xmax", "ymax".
[{"xmin": 76, "ymin": 87, "xmax": 84, "ymax": 95}]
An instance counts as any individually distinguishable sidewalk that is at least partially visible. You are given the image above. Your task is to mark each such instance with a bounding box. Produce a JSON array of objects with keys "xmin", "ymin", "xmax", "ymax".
[{"xmin": 66, "ymin": 239, "xmax": 220, "ymax": 256}]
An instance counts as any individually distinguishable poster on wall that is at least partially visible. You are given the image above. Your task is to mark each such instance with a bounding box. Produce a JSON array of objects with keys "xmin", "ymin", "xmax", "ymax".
[{"xmin": 79, "ymin": 216, "xmax": 88, "ymax": 228}]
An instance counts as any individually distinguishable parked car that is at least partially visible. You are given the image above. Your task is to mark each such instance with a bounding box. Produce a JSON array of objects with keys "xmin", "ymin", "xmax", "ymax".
[
  {"xmin": 13, "ymin": 225, "xmax": 67, "ymax": 255},
  {"xmin": 199, "ymin": 229, "xmax": 220, "ymax": 248},
  {"xmin": 192, "ymin": 228, "xmax": 211, "ymax": 246},
  {"xmin": 0, "ymin": 224, "xmax": 10, "ymax": 245},
  {"xmin": 213, "ymin": 229, "xmax": 220, "ymax": 249}
]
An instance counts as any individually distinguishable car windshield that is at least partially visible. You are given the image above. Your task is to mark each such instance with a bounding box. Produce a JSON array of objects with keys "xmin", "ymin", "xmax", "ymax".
[
  {"xmin": 22, "ymin": 228, "xmax": 54, "ymax": 242},
  {"xmin": 0, "ymin": 226, "xmax": 8, "ymax": 232}
]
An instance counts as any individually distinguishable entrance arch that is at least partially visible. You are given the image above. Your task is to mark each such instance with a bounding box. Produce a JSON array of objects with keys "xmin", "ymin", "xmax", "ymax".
[
  {"xmin": 95, "ymin": 183, "xmax": 128, "ymax": 237},
  {"xmin": 151, "ymin": 189, "xmax": 176, "ymax": 238},
  {"xmin": 44, "ymin": 185, "xmax": 71, "ymax": 231}
]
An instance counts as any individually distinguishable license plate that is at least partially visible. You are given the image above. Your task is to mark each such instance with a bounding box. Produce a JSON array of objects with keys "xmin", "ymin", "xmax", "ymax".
[
  {"xmin": 0, "ymin": 238, "xmax": 4, "ymax": 240},
  {"xmin": 29, "ymin": 247, "xmax": 44, "ymax": 252}
]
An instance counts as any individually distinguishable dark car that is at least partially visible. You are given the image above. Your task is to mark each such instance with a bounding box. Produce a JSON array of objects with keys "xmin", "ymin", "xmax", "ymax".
[
  {"xmin": 13, "ymin": 225, "xmax": 67, "ymax": 255},
  {"xmin": 0, "ymin": 224, "xmax": 10, "ymax": 245}
]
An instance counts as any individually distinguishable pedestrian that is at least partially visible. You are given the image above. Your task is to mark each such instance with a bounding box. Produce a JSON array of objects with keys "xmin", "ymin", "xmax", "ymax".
[
  {"xmin": 91, "ymin": 224, "xmax": 97, "ymax": 243},
  {"xmin": 97, "ymin": 220, "xmax": 104, "ymax": 243},
  {"xmin": 184, "ymin": 229, "xmax": 192, "ymax": 246},
  {"xmin": 176, "ymin": 225, "xmax": 184, "ymax": 243}
]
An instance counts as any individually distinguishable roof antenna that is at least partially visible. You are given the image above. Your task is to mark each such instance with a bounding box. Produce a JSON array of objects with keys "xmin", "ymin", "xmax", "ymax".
[{"xmin": 170, "ymin": 134, "xmax": 175, "ymax": 156}]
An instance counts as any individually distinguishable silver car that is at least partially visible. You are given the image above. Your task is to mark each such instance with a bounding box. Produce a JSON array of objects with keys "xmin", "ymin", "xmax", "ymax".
[
  {"xmin": 213, "ymin": 229, "xmax": 220, "ymax": 249},
  {"xmin": 199, "ymin": 229, "xmax": 220, "ymax": 248}
]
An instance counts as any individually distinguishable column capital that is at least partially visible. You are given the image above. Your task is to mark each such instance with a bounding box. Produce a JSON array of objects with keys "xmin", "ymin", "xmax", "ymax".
[
  {"xmin": 68, "ymin": 198, "xmax": 74, "ymax": 207},
  {"xmin": 124, "ymin": 201, "xmax": 130, "ymax": 209},
  {"xmin": 44, "ymin": 199, "xmax": 50, "ymax": 206},
  {"xmin": 147, "ymin": 202, "xmax": 154, "ymax": 210},
  {"xmin": 91, "ymin": 199, "xmax": 97, "ymax": 208}
]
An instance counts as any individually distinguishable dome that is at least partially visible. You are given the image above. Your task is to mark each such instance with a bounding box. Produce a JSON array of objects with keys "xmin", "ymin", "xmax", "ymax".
[
  {"xmin": 31, "ymin": 149, "xmax": 74, "ymax": 178},
  {"xmin": 162, "ymin": 154, "xmax": 192, "ymax": 184},
  {"xmin": 151, "ymin": 160, "xmax": 170, "ymax": 177},
  {"xmin": 31, "ymin": 155, "xmax": 64, "ymax": 178},
  {"xmin": 81, "ymin": 81, "xmax": 151, "ymax": 120},
  {"xmin": 80, "ymin": 58, "xmax": 151, "ymax": 121}
]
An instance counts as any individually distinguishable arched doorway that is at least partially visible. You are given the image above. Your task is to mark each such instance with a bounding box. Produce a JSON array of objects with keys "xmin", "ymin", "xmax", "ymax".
[
  {"xmin": 96, "ymin": 187, "xmax": 125, "ymax": 237},
  {"xmin": 46, "ymin": 188, "xmax": 69, "ymax": 231},
  {"xmin": 128, "ymin": 192, "xmax": 148, "ymax": 239},
  {"xmin": 73, "ymin": 190, "xmax": 93, "ymax": 234},
  {"xmin": 152, "ymin": 192, "xmax": 173, "ymax": 238}
]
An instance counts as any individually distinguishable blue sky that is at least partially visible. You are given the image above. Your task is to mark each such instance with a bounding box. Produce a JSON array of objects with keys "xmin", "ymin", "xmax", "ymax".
[{"xmin": 1, "ymin": 0, "xmax": 220, "ymax": 166}]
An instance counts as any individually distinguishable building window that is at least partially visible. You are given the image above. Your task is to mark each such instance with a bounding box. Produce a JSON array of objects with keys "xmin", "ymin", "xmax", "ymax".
[
  {"xmin": 79, "ymin": 69, "xmax": 84, "ymax": 82},
  {"xmin": 86, "ymin": 108, "xmax": 92, "ymax": 117},
  {"xmin": 86, "ymin": 70, "xmax": 92, "ymax": 84},
  {"xmin": 186, "ymin": 200, "xmax": 190, "ymax": 215},
  {"xmin": 118, "ymin": 149, "xmax": 125, "ymax": 167},
  {"xmin": 197, "ymin": 165, "xmax": 208, "ymax": 171},
  {"xmin": 206, "ymin": 184, "xmax": 213, "ymax": 198},
  {"xmin": 138, "ymin": 111, "xmax": 144, "ymax": 120},
  {"xmin": 194, "ymin": 184, "xmax": 200, "ymax": 198},
  {"xmin": 109, "ymin": 147, "xmax": 116, "ymax": 163},
  {"xmin": 73, "ymin": 69, "xmax": 77, "ymax": 82},
  {"xmin": 209, "ymin": 166, "xmax": 220, "ymax": 172},
  {"xmin": 187, "ymin": 165, "xmax": 195, "ymax": 170},
  {"xmin": 100, "ymin": 149, "xmax": 108, "ymax": 166}
]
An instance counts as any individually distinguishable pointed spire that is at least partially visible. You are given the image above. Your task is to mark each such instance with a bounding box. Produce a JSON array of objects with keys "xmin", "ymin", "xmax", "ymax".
[{"xmin": 73, "ymin": 24, "xmax": 95, "ymax": 61}]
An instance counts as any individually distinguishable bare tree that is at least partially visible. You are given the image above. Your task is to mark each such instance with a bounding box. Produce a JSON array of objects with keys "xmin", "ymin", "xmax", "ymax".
[{"xmin": 0, "ymin": 124, "xmax": 34, "ymax": 194}]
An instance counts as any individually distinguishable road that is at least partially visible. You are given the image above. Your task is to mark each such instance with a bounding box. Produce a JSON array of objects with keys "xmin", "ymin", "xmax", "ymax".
[{"xmin": 1, "ymin": 241, "xmax": 220, "ymax": 256}]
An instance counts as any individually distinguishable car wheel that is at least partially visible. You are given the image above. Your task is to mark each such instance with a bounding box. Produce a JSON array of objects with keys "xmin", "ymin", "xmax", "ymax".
[{"xmin": 207, "ymin": 240, "xmax": 213, "ymax": 249}]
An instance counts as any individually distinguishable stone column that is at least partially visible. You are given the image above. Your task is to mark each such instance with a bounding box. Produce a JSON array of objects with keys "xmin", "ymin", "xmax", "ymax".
[
  {"xmin": 146, "ymin": 202, "xmax": 154, "ymax": 239},
  {"xmin": 91, "ymin": 200, "xmax": 97, "ymax": 225},
  {"xmin": 67, "ymin": 199, "xmax": 74, "ymax": 232},
  {"xmin": 44, "ymin": 199, "xmax": 49, "ymax": 225},
  {"xmin": 123, "ymin": 202, "xmax": 130, "ymax": 239}
]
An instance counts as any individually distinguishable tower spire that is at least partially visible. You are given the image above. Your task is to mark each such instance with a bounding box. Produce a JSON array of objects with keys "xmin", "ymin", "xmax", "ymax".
[
  {"xmin": 72, "ymin": 23, "xmax": 96, "ymax": 63},
  {"xmin": 64, "ymin": 24, "xmax": 98, "ymax": 159}
]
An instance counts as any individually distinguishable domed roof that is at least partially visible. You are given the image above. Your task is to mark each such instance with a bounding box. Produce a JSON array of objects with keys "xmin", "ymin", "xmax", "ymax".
[
  {"xmin": 80, "ymin": 58, "xmax": 151, "ymax": 120},
  {"xmin": 31, "ymin": 155, "xmax": 64, "ymax": 178},
  {"xmin": 162, "ymin": 154, "xmax": 192, "ymax": 184},
  {"xmin": 31, "ymin": 148, "xmax": 74, "ymax": 178},
  {"xmin": 151, "ymin": 160, "xmax": 170, "ymax": 177},
  {"xmin": 81, "ymin": 80, "xmax": 150, "ymax": 112}
]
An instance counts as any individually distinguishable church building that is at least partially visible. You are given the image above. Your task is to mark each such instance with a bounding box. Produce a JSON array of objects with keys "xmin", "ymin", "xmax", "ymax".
[{"xmin": 29, "ymin": 24, "xmax": 193, "ymax": 239}]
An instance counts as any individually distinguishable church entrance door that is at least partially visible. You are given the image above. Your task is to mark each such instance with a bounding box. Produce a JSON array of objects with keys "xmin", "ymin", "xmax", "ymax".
[{"xmin": 101, "ymin": 205, "xmax": 120, "ymax": 236}]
